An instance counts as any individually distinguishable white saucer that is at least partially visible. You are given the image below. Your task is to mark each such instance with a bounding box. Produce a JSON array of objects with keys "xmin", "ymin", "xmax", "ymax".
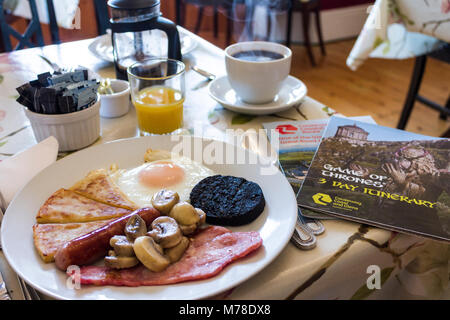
[{"xmin": 208, "ymin": 75, "xmax": 307, "ymax": 115}]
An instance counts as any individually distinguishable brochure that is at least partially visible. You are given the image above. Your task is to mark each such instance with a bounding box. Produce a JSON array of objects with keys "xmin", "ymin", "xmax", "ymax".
[
  {"xmin": 297, "ymin": 116, "xmax": 450, "ymax": 242},
  {"xmin": 263, "ymin": 116, "xmax": 376, "ymax": 220}
]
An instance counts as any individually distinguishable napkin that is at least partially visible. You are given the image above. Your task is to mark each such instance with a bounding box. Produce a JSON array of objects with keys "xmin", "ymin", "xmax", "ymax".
[{"xmin": 0, "ymin": 136, "xmax": 58, "ymax": 207}]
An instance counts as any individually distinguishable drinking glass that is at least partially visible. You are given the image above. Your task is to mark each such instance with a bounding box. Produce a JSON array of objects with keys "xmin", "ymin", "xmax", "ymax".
[{"xmin": 127, "ymin": 58, "xmax": 185, "ymax": 135}]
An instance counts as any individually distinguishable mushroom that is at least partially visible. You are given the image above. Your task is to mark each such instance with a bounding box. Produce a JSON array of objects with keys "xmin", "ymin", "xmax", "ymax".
[
  {"xmin": 104, "ymin": 250, "xmax": 139, "ymax": 269},
  {"xmin": 169, "ymin": 202, "xmax": 200, "ymax": 226},
  {"xmin": 196, "ymin": 208, "xmax": 206, "ymax": 226},
  {"xmin": 133, "ymin": 236, "xmax": 170, "ymax": 272},
  {"xmin": 147, "ymin": 216, "xmax": 183, "ymax": 249},
  {"xmin": 125, "ymin": 214, "xmax": 147, "ymax": 241},
  {"xmin": 151, "ymin": 189, "xmax": 180, "ymax": 215},
  {"xmin": 179, "ymin": 223, "xmax": 197, "ymax": 236},
  {"xmin": 110, "ymin": 235, "xmax": 135, "ymax": 257},
  {"xmin": 165, "ymin": 236, "xmax": 190, "ymax": 263}
]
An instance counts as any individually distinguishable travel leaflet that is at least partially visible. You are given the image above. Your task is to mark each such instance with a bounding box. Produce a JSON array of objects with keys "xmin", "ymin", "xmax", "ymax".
[
  {"xmin": 263, "ymin": 116, "xmax": 376, "ymax": 220},
  {"xmin": 297, "ymin": 116, "xmax": 450, "ymax": 242}
]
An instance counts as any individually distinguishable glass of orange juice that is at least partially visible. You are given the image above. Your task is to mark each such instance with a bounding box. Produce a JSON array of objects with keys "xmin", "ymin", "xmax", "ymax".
[{"xmin": 127, "ymin": 58, "xmax": 185, "ymax": 135}]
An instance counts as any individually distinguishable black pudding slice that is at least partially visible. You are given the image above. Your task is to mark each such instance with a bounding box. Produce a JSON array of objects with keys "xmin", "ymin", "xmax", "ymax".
[{"xmin": 190, "ymin": 175, "xmax": 265, "ymax": 226}]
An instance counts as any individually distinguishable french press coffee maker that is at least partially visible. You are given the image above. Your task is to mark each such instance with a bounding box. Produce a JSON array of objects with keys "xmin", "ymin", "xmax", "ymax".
[{"xmin": 108, "ymin": 0, "xmax": 182, "ymax": 80}]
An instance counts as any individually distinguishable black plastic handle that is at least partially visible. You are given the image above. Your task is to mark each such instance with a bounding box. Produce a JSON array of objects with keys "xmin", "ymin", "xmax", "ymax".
[
  {"xmin": 110, "ymin": 16, "xmax": 183, "ymax": 62},
  {"xmin": 153, "ymin": 16, "xmax": 182, "ymax": 62}
]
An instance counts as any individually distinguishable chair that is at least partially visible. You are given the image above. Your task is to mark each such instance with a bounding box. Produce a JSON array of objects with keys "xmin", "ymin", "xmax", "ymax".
[
  {"xmin": 176, "ymin": 0, "xmax": 239, "ymax": 45},
  {"xmin": 45, "ymin": 0, "xmax": 59, "ymax": 44},
  {"xmin": 267, "ymin": 0, "xmax": 325, "ymax": 66},
  {"xmin": 397, "ymin": 43, "xmax": 450, "ymax": 137},
  {"xmin": 0, "ymin": 0, "xmax": 60, "ymax": 52},
  {"xmin": 93, "ymin": 0, "xmax": 110, "ymax": 35}
]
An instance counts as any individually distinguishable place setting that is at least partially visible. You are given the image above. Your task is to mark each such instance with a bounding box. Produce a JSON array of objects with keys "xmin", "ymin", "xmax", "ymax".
[
  {"xmin": 208, "ymin": 41, "xmax": 307, "ymax": 115},
  {"xmin": 1, "ymin": 45, "xmax": 299, "ymax": 299},
  {"xmin": 0, "ymin": 0, "xmax": 299, "ymax": 301},
  {"xmin": 0, "ymin": 0, "xmax": 449, "ymax": 305}
]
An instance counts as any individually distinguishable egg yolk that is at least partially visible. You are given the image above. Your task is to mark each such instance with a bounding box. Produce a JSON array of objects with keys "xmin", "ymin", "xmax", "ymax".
[{"xmin": 138, "ymin": 161, "xmax": 185, "ymax": 188}]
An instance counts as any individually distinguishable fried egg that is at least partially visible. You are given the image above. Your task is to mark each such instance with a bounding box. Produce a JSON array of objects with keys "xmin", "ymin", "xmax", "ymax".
[{"xmin": 110, "ymin": 154, "xmax": 214, "ymax": 208}]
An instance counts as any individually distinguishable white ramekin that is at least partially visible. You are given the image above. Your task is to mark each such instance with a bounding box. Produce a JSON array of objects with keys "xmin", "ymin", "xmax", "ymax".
[
  {"xmin": 24, "ymin": 95, "xmax": 101, "ymax": 152},
  {"xmin": 99, "ymin": 79, "xmax": 130, "ymax": 118}
]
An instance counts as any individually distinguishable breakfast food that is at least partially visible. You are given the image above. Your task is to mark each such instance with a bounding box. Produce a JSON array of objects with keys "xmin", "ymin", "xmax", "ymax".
[
  {"xmin": 133, "ymin": 236, "xmax": 171, "ymax": 272},
  {"xmin": 109, "ymin": 153, "xmax": 214, "ymax": 207},
  {"xmin": 147, "ymin": 216, "xmax": 182, "ymax": 249},
  {"xmin": 36, "ymin": 188, "xmax": 132, "ymax": 223},
  {"xmin": 70, "ymin": 168, "xmax": 138, "ymax": 210},
  {"xmin": 54, "ymin": 207, "xmax": 160, "ymax": 271},
  {"xmin": 151, "ymin": 189, "xmax": 179, "ymax": 214},
  {"xmin": 190, "ymin": 175, "xmax": 266, "ymax": 226},
  {"xmin": 143, "ymin": 148, "xmax": 172, "ymax": 162},
  {"xmin": 76, "ymin": 226, "xmax": 262, "ymax": 286},
  {"xmin": 32, "ymin": 148, "xmax": 264, "ymax": 289},
  {"xmin": 33, "ymin": 219, "xmax": 114, "ymax": 263},
  {"xmin": 100, "ymin": 194, "xmax": 206, "ymax": 273}
]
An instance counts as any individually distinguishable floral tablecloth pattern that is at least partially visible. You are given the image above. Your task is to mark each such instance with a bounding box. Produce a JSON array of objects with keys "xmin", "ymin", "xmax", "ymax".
[
  {"xmin": 0, "ymin": 31, "xmax": 449, "ymax": 300},
  {"xmin": 347, "ymin": 0, "xmax": 450, "ymax": 70}
]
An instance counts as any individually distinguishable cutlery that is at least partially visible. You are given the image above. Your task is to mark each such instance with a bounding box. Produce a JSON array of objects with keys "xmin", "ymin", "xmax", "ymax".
[
  {"xmin": 0, "ymin": 269, "xmax": 10, "ymax": 300},
  {"xmin": 290, "ymin": 215, "xmax": 317, "ymax": 250},
  {"xmin": 38, "ymin": 54, "xmax": 63, "ymax": 73},
  {"xmin": 191, "ymin": 65, "xmax": 216, "ymax": 81},
  {"xmin": 298, "ymin": 213, "xmax": 325, "ymax": 235},
  {"xmin": 0, "ymin": 191, "xmax": 11, "ymax": 300},
  {"xmin": 17, "ymin": 276, "xmax": 31, "ymax": 300},
  {"xmin": 17, "ymin": 276, "xmax": 40, "ymax": 300}
]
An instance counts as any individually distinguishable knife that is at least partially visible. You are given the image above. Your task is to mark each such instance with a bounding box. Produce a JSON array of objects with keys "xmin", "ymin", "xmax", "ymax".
[
  {"xmin": 0, "ymin": 202, "xmax": 11, "ymax": 300},
  {"xmin": 0, "ymin": 269, "xmax": 11, "ymax": 300}
]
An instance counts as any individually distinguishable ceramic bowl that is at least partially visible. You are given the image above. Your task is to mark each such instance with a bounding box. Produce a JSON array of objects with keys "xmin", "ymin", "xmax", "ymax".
[
  {"xmin": 99, "ymin": 79, "xmax": 130, "ymax": 118},
  {"xmin": 24, "ymin": 95, "xmax": 101, "ymax": 152}
]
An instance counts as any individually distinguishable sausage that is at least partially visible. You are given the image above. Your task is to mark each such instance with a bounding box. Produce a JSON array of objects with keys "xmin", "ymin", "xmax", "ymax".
[{"xmin": 55, "ymin": 207, "xmax": 160, "ymax": 271}]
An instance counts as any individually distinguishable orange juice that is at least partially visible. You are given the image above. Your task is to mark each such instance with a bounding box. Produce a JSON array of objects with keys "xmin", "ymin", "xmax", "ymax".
[{"xmin": 133, "ymin": 86, "xmax": 184, "ymax": 134}]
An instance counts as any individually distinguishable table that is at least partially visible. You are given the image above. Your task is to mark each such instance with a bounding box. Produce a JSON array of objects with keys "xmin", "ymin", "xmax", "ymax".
[
  {"xmin": 347, "ymin": 0, "xmax": 450, "ymax": 70},
  {"xmin": 0, "ymin": 30, "xmax": 448, "ymax": 300}
]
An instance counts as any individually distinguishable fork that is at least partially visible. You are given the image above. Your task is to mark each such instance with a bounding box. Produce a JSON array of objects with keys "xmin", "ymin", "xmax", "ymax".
[{"xmin": 38, "ymin": 54, "xmax": 63, "ymax": 73}]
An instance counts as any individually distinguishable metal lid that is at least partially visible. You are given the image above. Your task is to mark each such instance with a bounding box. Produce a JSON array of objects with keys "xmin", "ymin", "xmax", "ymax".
[{"xmin": 107, "ymin": 0, "xmax": 160, "ymax": 10}]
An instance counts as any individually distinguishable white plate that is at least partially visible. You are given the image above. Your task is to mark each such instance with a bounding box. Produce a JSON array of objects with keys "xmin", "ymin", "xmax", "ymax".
[
  {"xmin": 88, "ymin": 28, "xmax": 197, "ymax": 62},
  {"xmin": 208, "ymin": 75, "xmax": 307, "ymax": 115},
  {"xmin": 1, "ymin": 136, "xmax": 297, "ymax": 300}
]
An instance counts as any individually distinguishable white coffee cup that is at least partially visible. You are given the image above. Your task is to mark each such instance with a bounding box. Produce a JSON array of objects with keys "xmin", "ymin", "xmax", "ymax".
[{"xmin": 225, "ymin": 41, "xmax": 292, "ymax": 104}]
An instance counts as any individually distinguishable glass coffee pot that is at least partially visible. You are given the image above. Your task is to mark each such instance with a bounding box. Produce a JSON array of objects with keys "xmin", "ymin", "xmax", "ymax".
[{"xmin": 108, "ymin": 0, "xmax": 182, "ymax": 80}]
